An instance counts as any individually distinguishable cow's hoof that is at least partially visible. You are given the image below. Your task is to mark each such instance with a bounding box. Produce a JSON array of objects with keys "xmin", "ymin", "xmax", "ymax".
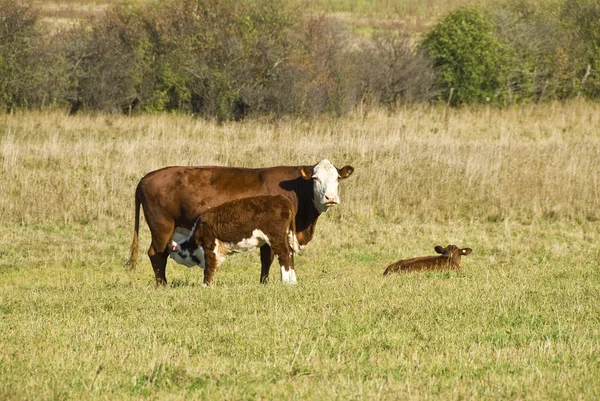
[
  {"xmin": 281, "ymin": 266, "xmax": 297, "ymax": 285},
  {"xmin": 289, "ymin": 269, "xmax": 297, "ymax": 284}
]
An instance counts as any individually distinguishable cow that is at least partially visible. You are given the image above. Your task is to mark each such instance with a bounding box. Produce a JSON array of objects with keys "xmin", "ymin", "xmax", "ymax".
[
  {"xmin": 168, "ymin": 195, "xmax": 298, "ymax": 286},
  {"xmin": 127, "ymin": 159, "xmax": 354, "ymax": 286},
  {"xmin": 383, "ymin": 245, "xmax": 472, "ymax": 275}
]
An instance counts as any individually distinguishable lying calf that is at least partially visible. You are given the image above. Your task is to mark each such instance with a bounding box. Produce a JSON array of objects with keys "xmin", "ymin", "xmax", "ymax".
[
  {"xmin": 383, "ymin": 244, "xmax": 472, "ymax": 275},
  {"xmin": 169, "ymin": 195, "xmax": 299, "ymax": 286}
]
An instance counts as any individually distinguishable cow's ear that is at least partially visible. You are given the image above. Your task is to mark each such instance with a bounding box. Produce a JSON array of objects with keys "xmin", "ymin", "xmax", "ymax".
[
  {"xmin": 338, "ymin": 165, "xmax": 354, "ymax": 179},
  {"xmin": 434, "ymin": 245, "xmax": 445, "ymax": 254},
  {"xmin": 461, "ymin": 248, "xmax": 472, "ymax": 255},
  {"xmin": 299, "ymin": 166, "xmax": 313, "ymax": 180}
]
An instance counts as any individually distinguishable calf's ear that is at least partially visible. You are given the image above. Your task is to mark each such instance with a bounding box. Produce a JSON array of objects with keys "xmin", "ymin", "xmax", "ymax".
[
  {"xmin": 338, "ymin": 165, "xmax": 354, "ymax": 179},
  {"xmin": 299, "ymin": 166, "xmax": 313, "ymax": 180},
  {"xmin": 434, "ymin": 245, "xmax": 445, "ymax": 254},
  {"xmin": 461, "ymin": 248, "xmax": 472, "ymax": 255}
]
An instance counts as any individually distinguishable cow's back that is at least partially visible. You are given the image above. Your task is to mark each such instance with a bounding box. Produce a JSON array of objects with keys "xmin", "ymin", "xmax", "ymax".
[{"xmin": 138, "ymin": 165, "xmax": 306, "ymax": 229}]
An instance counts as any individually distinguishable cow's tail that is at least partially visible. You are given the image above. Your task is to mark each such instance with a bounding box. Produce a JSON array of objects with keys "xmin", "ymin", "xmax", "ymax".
[{"xmin": 125, "ymin": 184, "xmax": 142, "ymax": 269}]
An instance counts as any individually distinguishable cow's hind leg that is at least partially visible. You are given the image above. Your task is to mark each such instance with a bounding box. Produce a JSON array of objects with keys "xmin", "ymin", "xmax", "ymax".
[
  {"xmin": 149, "ymin": 251, "xmax": 169, "ymax": 286},
  {"xmin": 147, "ymin": 225, "xmax": 174, "ymax": 286},
  {"xmin": 260, "ymin": 245, "xmax": 274, "ymax": 284}
]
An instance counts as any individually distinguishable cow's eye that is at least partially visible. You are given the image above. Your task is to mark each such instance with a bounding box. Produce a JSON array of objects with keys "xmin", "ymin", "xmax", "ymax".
[{"xmin": 313, "ymin": 176, "xmax": 321, "ymax": 183}]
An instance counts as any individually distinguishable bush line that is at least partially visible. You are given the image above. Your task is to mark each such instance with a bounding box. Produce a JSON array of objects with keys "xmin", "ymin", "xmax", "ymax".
[{"xmin": 0, "ymin": 0, "xmax": 598, "ymax": 117}]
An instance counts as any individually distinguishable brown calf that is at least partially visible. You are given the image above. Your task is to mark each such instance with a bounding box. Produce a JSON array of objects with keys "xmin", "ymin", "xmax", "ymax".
[
  {"xmin": 383, "ymin": 245, "xmax": 472, "ymax": 275},
  {"xmin": 169, "ymin": 195, "xmax": 298, "ymax": 286}
]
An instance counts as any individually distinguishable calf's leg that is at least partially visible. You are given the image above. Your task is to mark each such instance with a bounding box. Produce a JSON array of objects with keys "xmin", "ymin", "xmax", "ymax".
[
  {"xmin": 203, "ymin": 246, "xmax": 219, "ymax": 287},
  {"xmin": 272, "ymin": 242, "xmax": 296, "ymax": 285},
  {"xmin": 260, "ymin": 245, "xmax": 274, "ymax": 284}
]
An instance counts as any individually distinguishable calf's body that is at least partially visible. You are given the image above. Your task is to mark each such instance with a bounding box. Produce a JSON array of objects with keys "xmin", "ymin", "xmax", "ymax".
[
  {"xmin": 384, "ymin": 245, "xmax": 472, "ymax": 275},
  {"xmin": 170, "ymin": 195, "xmax": 299, "ymax": 286}
]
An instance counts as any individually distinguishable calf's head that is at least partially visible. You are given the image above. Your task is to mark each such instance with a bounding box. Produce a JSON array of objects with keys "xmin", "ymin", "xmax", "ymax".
[
  {"xmin": 434, "ymin": 244, "xmax": 472, "ymax": 262},
  {"xmin": 168, "ymin": 218, "xmax": 206, "ymax": 268},
  {"xmin": 300, "ymin": 159, "xmax": 354, "ymax": 213}
]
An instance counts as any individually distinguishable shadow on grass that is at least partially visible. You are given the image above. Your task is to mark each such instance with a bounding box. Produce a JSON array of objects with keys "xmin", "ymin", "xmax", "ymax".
[{"xmin": 169, "ymin": 278, "xmax": 204, "ymax": 288}]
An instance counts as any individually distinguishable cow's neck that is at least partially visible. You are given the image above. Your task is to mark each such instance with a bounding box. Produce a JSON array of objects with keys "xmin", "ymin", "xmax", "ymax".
[{"xmin": 294, "ymin": 194, "xmax": 321, "ymax": 246}]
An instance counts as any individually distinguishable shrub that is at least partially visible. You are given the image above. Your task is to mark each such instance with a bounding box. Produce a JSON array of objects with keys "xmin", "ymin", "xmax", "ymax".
[
  {"xmin": 183, "ymin": 0, "xmax": 298, "ymax": 120},
  {"xmin": 62, "ymin": 0, "xmax": 300, "ymax": 118},
  {"xmin": 4, "ymin": 0, "xmax": 597, "ymax": 115},
  {"xmin": 282, "ymin": 15, "xmax": 351, "ymax": 116},
  {"xmin": 0, "ymin": 1, "xmax": 40, "ymax": 109},
  {"xmin": 493, "ymin": 6, "xmax": 575, "ymax": 102},
  {"xmin": 355, "ymin": 32, "xmax": 437, "ymax": 107},
  {"xmin": 421, "ymin": 8, "xmax": 512, "ymax": 105},
  {"xmin": 560, "ymin": 0, "xmax": 600, "ymax": 99},
  {"xmin": 62, "ymin": 6, "xmax": 153, "ymax": 113}
]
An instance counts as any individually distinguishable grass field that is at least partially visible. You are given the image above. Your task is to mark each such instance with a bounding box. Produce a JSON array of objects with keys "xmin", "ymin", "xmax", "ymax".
[{"xmin": 1, "ymin": 103, "xmax": 600, "ymax": 399}]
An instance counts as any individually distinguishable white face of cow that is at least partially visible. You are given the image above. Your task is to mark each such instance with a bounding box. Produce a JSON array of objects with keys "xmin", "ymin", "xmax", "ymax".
[
  {"xmin": 312, "ymin": 160, "xmax": 340, "ymax": 212},
  {"xmin": 301, "ymin": 159, "xmax": 354, "ymax": 214}
]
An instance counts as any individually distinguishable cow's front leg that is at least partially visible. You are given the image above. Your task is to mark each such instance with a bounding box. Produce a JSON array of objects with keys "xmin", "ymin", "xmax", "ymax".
[
  {"xmin": 260, "ymin": 245, "xmax": 274, "ymax": 284},
  {"xmin": 280, "ymin": 266, "xmax": 297, "ymax": 285},
  {"xmin": 203, "ymin": 247, "xmax": 219, "ymax": 287}
]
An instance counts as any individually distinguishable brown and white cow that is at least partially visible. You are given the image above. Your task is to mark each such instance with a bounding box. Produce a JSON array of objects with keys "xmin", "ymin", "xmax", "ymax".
[
  {"xmin": 127, "ymin": 159, "xmax": 354, "ymax": 286},
  {"xmin": 169, "ymin": 195, "xmax": 298, "ymax": 286},
  {"xmin": 383, "ymin": 245, "xmax": 472, "ymax": 275}
]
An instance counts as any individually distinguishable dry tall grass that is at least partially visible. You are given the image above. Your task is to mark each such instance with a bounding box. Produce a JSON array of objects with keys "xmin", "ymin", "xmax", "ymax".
[{"xmin": 1, "ymin": 102, "xmax": 598, "ymax": 227}]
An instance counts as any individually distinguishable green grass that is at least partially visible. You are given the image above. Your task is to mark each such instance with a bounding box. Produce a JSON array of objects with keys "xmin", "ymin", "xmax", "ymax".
[
  {"xmin": 1, "ymin": 104, "xmax": 600, "ymax": 399},
  {"xmin": 1, "ymin": 219, "xmax": 599, "ymax": 399}
]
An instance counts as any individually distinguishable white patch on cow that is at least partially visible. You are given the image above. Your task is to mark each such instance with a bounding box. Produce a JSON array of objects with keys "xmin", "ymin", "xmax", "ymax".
[
  {"xmin": 168, "ymin": 223, "xmax": 205, "ymax": 268},
  {"xmin": 169, "ymin": 243, "xmax": 206, "ymax": 268},
  {"xmin": 218, "ymin": 229, "xmax": 270, "ymax": 254},
  {"xmin": 213, "ymin": 229, "xmax": 271, "ymax": 266},
  {"xmin": 288, "ymin": 231, "xmax": 304, "ymax": 254},
  {"xmin": 280, "ymin": 265, "xmax": 297, "ymax": 285},
  {"xmin": 233, "ymin": 229, "xmax": 270, "ymax": 251},
  {"xmin": 312, "ymin": 159, "xmax": 341, "ymax": 213},
  {"xmin": 171, "ymin": 227, "xmax": 191, "ymax": 244},
  {"xmin": 213, "ymin": 240, "xmax": 227, "ymax": 267}
]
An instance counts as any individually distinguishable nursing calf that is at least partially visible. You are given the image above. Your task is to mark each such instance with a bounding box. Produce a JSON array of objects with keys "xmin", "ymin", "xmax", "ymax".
[
  {"xmin": 383, "ymin": 245, "xmax": 472, "ymax": 275},
  {"xmin": 169, "ymin": 195, "xmax": 299, "ymax": 286}
]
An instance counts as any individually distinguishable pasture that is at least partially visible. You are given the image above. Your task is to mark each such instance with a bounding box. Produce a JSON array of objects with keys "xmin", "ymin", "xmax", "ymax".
[{"xmin": 1, "ymin": 103, "xmax": 600, "ymax": 399}]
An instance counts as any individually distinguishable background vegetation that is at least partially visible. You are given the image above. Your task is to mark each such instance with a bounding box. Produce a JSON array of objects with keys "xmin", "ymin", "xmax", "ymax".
[
  {"xmin": 1, "ymin": 0, "xmax": 599, "ymax": 117},
  {"xmin": 1, "ymin": 103, "xmax": 599, "ymax": 399}
]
